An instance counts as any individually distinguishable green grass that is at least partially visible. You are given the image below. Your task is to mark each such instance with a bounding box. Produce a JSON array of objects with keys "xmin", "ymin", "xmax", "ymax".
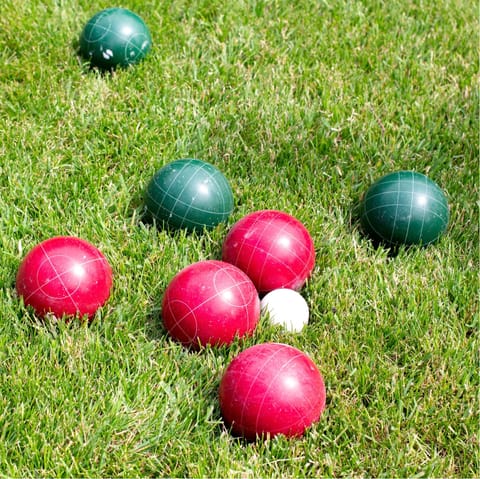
[{"xmin": 0, "ymin": 0, "xmax": 478, "ymax": 476}]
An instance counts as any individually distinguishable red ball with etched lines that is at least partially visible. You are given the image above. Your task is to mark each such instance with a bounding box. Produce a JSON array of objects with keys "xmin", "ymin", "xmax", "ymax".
[
  {"xmin": 16, "ymin": 236, "xmax": 113, "ymax": 320},
  {"xmin": 219, "ymin": 342, "xmax": 326, "ymax": 440},
  {"xmin": 222, "ymin": 210, "xmax": 315, "ymax": 294},
  {"xmin": 161, "ymin": 260, "xmax": 260, "ymax": 348}
]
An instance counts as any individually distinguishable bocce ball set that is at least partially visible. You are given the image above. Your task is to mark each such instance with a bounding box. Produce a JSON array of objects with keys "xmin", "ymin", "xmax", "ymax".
[{"xmin": 14, "ymin": 7, "xmax": 450, "ymax": 441}]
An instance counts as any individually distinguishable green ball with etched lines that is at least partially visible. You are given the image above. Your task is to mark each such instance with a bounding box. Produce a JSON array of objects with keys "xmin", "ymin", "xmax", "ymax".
[
  {"xmin": 361, "ymin": 171, "xmax": 449, "ymax": 246},
  {"xmin": 79, "ymin": 8, "xmax": 151, "ymax": 70},
  {"xmin": 145, "ymin": 159, "xmax": 234, "ymax": 232}
]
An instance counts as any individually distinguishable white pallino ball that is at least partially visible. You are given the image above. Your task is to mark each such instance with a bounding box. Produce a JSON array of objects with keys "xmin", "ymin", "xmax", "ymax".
[{"xmin": 260, "ymin": 288, "xmax": 309, "ymax": 332}]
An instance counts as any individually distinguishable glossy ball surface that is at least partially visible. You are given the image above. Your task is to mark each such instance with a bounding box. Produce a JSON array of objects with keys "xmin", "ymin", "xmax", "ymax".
[
  {"xmin": 16, "ymin": 236, "xmax": 113, "ymax": 320},
  {"xmin": 162, "ymin": 260, "xmax": 260, "ymax": 348},
  {"xmin": 361, "ymin": 171, "xmax": 449, "ymax": 245},
  {"xmin": 261, "ymin": 288, "xmax": 309, "ymax": 332},
  {"xmin": 222, "ymin": 210, "xmax": 315, "ymax": 294},
  {"xmin": 145, "ymin": 159, "xmax": 234, "ymax": 232},
  {"xmin": 79, "ymin": 8, "xmax": 151, "ymax": 70},
  {"xmin": 219, "ymin": 343, "xmax": 326, "ymax": 440}
]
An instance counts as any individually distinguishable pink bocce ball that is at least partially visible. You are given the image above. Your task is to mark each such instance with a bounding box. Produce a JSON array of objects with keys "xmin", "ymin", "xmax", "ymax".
[
  {"xmin": 16, "ymin": 236, "xmax": 113, "ymax": 320},
  {"xmin": 222, "ymin": 210, "xmax": 315, "ymax": 294},
  {"xmin": 219, "ymin": 342, "xmax": 326, "ymax": 440},
  {"xmin": 161, "ymin": 260, "xmax": 260, "ymax": 348}
]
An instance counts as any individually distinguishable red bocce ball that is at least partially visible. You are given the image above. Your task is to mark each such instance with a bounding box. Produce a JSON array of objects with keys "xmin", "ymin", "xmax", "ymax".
[
  {"xmin": 222, "ymin": 210, "xmax": 315, "ymax": 294},
  {"xmin": 162, "ymin": 260, "xmax": 260, "ymax": 348},
  {"xmin": 219, "ymin": 343, "xmax": 326, "ymax": 440},
  {"xmin": 16, "ymin": 236, "xmax": 113, "ymax": 320}
]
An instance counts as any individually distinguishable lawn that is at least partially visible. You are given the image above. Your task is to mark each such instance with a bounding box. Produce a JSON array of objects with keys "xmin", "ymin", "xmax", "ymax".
[{"xmin": 0, "ymin": 0, "xmax": 478, "ymax": 477}]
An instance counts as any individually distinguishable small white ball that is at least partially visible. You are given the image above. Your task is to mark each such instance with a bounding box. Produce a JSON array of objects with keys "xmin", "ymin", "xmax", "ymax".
[{"xmin": 260, "ymin": 289, "xmax": 309, "ymax": 332}]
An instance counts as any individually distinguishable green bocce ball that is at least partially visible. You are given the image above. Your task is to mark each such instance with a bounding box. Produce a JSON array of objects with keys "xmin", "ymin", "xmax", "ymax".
[
  {"xmin": 361, "ymin": 170, "xmax": 449, "ymax": 246},
  {"xmin": 145, "ymin": 159, "xmax": 234, "ymax": 232},
  {"xmin": 79, "ymin": 8, "xmax": 151, "ymax": 70}
]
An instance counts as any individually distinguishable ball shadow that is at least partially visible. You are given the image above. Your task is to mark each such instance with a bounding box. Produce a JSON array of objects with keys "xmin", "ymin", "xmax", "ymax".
[
  {"xmin": 72, "ymin": 38, "xmax": 117, "ymax": 76},
  {"xmin": 144, "ymin": 302, "xmax": 169, "ymax": 343},
  {"xmin": 349, "ymin": 197, "xmax": 401, "ymax": 259},
  {"xmin": 138, "ymin": 208, "xmax": 188, "ymax": 237},
  {"xmin": 138, "ymin": 203, "xmax": 229, "ymax": 263}
]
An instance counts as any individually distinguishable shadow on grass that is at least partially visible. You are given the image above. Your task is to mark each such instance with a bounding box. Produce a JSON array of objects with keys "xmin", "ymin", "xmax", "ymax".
[
  {"xmin": 144, "ymin": 304, "xmax": 169, "ymax": 343},
  {"xmin": 11, "ymin": 301, "xmax": 95, "ymax": 341},
  {"xmin": 138, "ymin": 207, "xmax": 227, "ymax": 264},
  {"xmin": 348, "ymin": 197, "xmax": 402, "ymax": 259},
  {"xmin": 140, "ymin": 210, "xmax": 227, "ymax": 253},
  {"xmin": 72, "ymin": 36, "xmax": 121, "ymax": 77}
]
